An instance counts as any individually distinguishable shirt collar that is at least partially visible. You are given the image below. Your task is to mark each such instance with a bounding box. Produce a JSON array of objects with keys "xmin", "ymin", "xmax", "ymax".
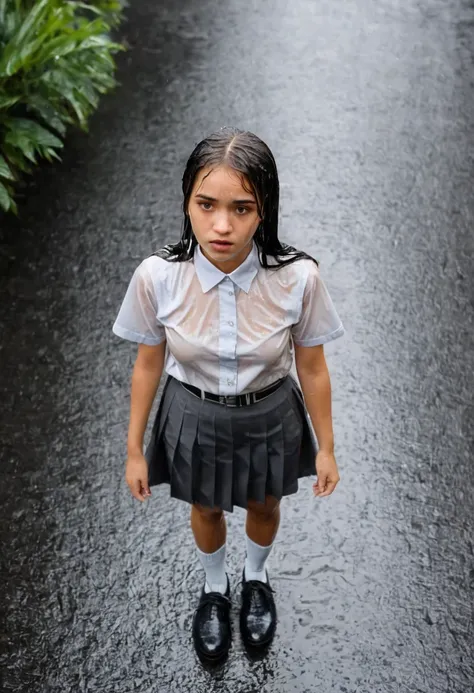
[{"xmin": 194, "ymin": 242, "xmax": 259, "ymax": 293}]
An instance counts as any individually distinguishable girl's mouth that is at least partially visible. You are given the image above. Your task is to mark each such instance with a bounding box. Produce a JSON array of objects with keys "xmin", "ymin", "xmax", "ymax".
[{"xmin": 210, "ymin": 241, "xmax": 233, "ymax": 251}]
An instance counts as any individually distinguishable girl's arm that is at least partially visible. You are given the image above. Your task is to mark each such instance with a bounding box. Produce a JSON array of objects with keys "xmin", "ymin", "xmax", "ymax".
[
  {"xmin": 127, "ymin": 341, "xmax": 166, "ymax": 456},
  {"xmin": 294, "ymin": 343, "xmax": 334, "ymax": 454}
]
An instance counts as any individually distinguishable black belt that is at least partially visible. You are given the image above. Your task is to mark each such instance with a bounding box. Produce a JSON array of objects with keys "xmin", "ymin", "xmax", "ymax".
[{"xmin": 180, "ymin": 377, "xmax": 286, "ymax": 407}]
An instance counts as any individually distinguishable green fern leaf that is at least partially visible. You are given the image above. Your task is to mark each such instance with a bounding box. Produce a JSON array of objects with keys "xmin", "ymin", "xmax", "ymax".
[
  {"xmin": 0, "ymin": 154, "xmax": 15, "ymax": 180},
  {"xmin": 0, "ymin": 180, "xmax": 11, "ymax": 211}
]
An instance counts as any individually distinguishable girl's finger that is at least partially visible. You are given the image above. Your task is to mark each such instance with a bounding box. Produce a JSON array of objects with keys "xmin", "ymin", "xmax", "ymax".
[
  {"xmin": 140, "ymin": 484, "xmax": 152, "ymax": 500},
  {"xmin": 131, "ymin": 480, "xmax": 145, "ymax": 501},
  {"xmin": 318, "ymin": 475, "xmax": 328, "ymax": 491},
  {"xmin": 317, "ymin": 481, "xmax": 338, "ymax": 497}
]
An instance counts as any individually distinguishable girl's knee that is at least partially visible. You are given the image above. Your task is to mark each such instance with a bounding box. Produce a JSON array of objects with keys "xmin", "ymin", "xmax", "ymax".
[
  {"xmin": 247, "ymin": 495, "xmax": 280, "ymax": 519},
  {"xmin": 192, "ymin": 503, "xmax": 224, "ymax": 521}
]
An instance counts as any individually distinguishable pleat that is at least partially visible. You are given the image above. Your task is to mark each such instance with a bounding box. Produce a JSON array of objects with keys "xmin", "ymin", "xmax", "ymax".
[
  {"xmin": 160, "ymin": 388, "xmax": 182, "ymax": 452},
  {"xmin": 146, "ymin": 378, "xmax": 177, "ymax": 486},
  {"xmin": 289, "ymin": 382, "xmax": 318, "ymax": 477},
  {"xmin": 196, "ymin": 406, "xmax": 217, "ymax": 509},
  {"xmin": 265, "ymin": 402, "xmax": 286, "ymax": 500},
  {"xmin": 247, "ymin": 410, "xmax": 268, "ymax": 504},
  {"xmin": 230, "ymin": 411, "xmax": 251, "ymax": 510},
  {"xmin": 214, "ymin": 409, "xmax": 233, "ymax": 512},
  {"xmin": 145, "ymin": 379, "xmax": 168, "ymax": 457},
  {"xmin": 280, "ymin": 396, "xmax": 304, "ymax": 493},
  {"xmin": 169, "ymin": 406, "xmax": 199, "ymax": 503},
  {"xmin": 161, "ymin": 392, "xmax": 184, "ymax": 495},
  {"xmin": 156, "ymin": 379, "xmax": 178, "ymax": 441},
  {"xmin": 290, "ymin": 381, "xmax": 318, "ymax": 478}
]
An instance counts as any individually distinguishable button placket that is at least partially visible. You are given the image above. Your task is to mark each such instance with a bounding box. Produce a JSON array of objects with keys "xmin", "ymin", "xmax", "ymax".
[{"xmin": 218, "ymin": 279, "xmax": 238, "ymax": 395}]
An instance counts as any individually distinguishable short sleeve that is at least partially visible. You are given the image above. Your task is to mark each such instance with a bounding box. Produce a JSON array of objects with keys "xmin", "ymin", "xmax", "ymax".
[
  {"xmin": 291, "ymin": 262, "xmax": 345, "ymax": 346},
  {"xmin": 112, "ymin": 260, "xmax": 166, "ymax": 345}
]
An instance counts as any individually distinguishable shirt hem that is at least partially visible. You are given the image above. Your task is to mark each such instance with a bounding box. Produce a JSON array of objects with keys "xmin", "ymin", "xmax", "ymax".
[
  {"xmin": 292, "ymin": 323, "xmax": 345, "ymax": 347},
  {"xmin": 112, "ymin": 323, "xmax": 166, "ymax": 345}
]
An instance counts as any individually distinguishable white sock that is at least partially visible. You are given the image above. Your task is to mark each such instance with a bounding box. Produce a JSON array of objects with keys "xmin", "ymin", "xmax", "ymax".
[
  {"xmin": 244, "ymin": 535, "xmax": 273, "ymax": 583},
  {"xmin": 196, "ymin": 544, "xmax": 227, "ymax": 594}
]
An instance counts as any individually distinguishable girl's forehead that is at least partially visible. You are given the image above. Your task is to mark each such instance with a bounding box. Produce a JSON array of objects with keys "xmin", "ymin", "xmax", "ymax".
[{"xmin": 193, "ymin": 165, "xmax": 255, "ymax": 198}]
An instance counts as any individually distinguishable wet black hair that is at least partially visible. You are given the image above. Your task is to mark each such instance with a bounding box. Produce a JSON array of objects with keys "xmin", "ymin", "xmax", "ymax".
[{"xmin": 153, "ymin": 127, "xmax": 319, "ymax": 269}]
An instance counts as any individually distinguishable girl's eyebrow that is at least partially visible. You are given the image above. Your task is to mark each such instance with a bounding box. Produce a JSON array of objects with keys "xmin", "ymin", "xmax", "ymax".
[{"xmin": 195, "ymin": 193, "xmax": 256, "ymax": 205}]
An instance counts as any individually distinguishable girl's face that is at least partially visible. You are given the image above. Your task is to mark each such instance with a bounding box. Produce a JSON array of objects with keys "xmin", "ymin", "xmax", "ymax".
[{"xmin": 187, "ymin": 165, "xmax": 262, "ymax": 273}]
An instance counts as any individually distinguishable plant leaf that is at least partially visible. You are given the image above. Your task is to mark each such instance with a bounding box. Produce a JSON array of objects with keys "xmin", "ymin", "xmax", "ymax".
[
  {"xmin": 2, "ymin": 143, "xmax": 32, "ymax": 174},
  {"xmin": 0, "ymin": 0, "xmax": 51, "ymax": 76},
  {"xmin": 4, "ymin": 132, "xmax": 37, "ymax": 162},
  {"xmin": 70, "ymin": 2, "xmax": 103, "ymax": 16},
  {"xmin": 0, "ymin": 180, "xmax": 11, "ymax": 211},
  {"xmin": 0, "ymin": 155, "xmax": 15, "ymax": 180},
  {"xmin": 11, "ymin": 0, "xmax": 50, "ymax": 46},
  {"xmin": 43, "ymin": 146, "xmax": 62, "ymax": 162},
  {"xmin": 3, "ymin": 117, "xmax": 64, "ymax": 149},
  {"xmin": 24, "ymin": 95, "xmax": 68, "ymax": 136},
  {"xmin": 0, "ymin": 94, "xmax": 22, "ymax": 109}
]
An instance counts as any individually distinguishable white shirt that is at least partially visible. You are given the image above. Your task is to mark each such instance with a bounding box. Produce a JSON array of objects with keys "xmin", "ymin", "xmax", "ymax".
[{"xmin": 112, "ymin": 243, "xmax": 345, "ymax": 395}]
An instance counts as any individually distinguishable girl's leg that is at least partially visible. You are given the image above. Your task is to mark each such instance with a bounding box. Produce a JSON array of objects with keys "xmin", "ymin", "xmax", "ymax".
[
  {"xmin": 245, "ymin": 496, "xmax": 280, "ymax": 582},
  {"xmin": 191, "ymin": 503, "xmax": 231, "ymax": 661},
  {"xmin": 240, "ymin": 496, "xmax": 279, "ymax": 648},
  {"xmin": 191, "ymin": 503, "xmax": 227, "ymax": 594}
]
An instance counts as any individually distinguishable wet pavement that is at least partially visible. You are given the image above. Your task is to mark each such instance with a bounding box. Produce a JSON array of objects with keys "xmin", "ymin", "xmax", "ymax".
[{"xmin": 1, "ymin": 0, "xmax": 474, "ymax": 691}]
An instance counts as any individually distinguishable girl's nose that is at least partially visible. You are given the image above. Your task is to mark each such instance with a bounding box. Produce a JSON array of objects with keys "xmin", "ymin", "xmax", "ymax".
[{"xmin": 213, "ymin": 212, "xmax": 232, "ymax": 233}]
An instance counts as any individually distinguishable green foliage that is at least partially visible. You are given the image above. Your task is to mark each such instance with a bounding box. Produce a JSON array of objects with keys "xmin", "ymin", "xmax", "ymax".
[{"xmin": 0, "ymin": 0, "xmax": 126, "ymax": 213}]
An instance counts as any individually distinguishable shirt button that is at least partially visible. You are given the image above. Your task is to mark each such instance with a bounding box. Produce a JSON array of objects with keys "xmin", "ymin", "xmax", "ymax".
[
  {"xmin": 227, "ymin": 379, "xmax": 234, "ymax": 385},
  {"xmin": 228, "ymin": 321, "xmax": 234, "ymax": 326},
  {"xmin": 228, "ymin": 291, "xmax": 233, "ymax": 296}
]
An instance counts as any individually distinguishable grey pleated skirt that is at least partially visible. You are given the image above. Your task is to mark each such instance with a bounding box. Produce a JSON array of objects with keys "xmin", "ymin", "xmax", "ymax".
[{"xmin": 145, "ymin": 374, "xmax": 317, "ymax": 513}]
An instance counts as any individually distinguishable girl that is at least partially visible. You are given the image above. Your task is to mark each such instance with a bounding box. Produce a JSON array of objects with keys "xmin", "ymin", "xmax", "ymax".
[{"xmin": 112, "ymin": 127, "xmax": 345, "ymax": 662}]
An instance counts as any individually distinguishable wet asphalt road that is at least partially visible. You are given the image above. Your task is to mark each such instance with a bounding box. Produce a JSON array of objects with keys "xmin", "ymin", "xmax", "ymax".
[{"xmin": 1, "ymin": 0, "xmax": 474, "ymax": 691}]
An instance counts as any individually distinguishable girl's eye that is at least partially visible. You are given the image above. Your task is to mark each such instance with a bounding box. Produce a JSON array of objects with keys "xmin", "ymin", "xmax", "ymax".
[
  {"xmin": 200, "ymin": 202, "xmax": 212, "ymax": 211},
  {"xmin": 236, "ymin": 206, "xmax": 249, "ymax": 215}
]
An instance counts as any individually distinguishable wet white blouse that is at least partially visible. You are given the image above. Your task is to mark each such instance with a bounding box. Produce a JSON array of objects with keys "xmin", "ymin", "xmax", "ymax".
[{"xmin": 112, "ymin": 243, "xmax": 345, "ymax": 395}]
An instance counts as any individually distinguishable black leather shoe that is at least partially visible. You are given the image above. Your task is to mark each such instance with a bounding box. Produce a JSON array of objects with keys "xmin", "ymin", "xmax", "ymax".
[
  {"xmin": 192, "ymin": 576, "xmax": 231, "ymax": 662},
  {"xmin": 240, "ymin": 569, "xmax": 277, "ymax": 648}
]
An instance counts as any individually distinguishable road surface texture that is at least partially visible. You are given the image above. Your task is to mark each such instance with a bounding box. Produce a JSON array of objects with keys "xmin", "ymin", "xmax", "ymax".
[{"xmin": 1, "ymin": 1, "xmax": 473, "ymax": 692}]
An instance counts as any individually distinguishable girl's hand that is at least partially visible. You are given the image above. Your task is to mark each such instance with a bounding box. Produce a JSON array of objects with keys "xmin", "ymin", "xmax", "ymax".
[
  {"xmin": 125, "ymin": 453, "xmax": 152, "ymax": 502},
  {"xmin": 313, "ymin": 450, "xmax": 340, "ymax": 498}
]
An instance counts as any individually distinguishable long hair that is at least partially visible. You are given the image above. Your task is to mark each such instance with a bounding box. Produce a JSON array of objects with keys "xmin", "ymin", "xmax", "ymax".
[{"xmin": 153, "ymin": 127, "xmax": 319, "ymax": 269}]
